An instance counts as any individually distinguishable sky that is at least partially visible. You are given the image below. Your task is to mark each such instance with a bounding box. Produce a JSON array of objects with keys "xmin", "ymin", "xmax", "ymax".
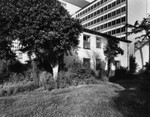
[{"xmin": 85, "ymin": 0, "xmax": 95, "ymax": 2}]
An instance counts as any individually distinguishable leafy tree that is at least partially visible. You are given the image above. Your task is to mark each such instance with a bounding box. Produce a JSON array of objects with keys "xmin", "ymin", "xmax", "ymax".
[
  {"xmin": 0, "ymin": 0, "xmax": 82, "ymax": 84},
  {"xmin": 126, "ymin": 17, "xmax": 150, "ymax": 64},
  {"xmin": 129, "ymin": 55, "xmax": 138, "ymax": 73},
  {"xmin": 104, "ymin": 38, "xmax": 124, "ymax": 77}
]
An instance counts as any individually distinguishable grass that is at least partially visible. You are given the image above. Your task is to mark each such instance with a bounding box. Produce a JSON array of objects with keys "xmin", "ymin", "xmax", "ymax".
[{"xmin": 0, "ymin": 75, "xmax": 150, "ymax": 117}]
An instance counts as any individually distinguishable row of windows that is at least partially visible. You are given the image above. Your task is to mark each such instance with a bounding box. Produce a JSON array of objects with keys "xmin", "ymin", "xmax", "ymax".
[
  {"xmin": 83, "ymin": 6, "xmax": 126, "ymax": 28},
  {"xmin": 76, "ymin": 0, "xmax": 109, "ymax": 18},
  {"xmin": 92, "ymin": 16, "xmax": 126, "ymax": 31},
  {"xmin": 83, "ymin": 35, "xmax": 102, "ymax": 49},
  {"xmin": 92, "ymin": 26, "xmax": 126, "ymax": 36},
  {"xmin": 76, "ymin": 0, "xmax": 126, "ymax": 18},
  {"xmin": 106, "ymin": 26, "xmax": 126, "ymax": 35},
  {"xmin": 81, "ymin": 0, "xmax": 126, "ymax": 22}
]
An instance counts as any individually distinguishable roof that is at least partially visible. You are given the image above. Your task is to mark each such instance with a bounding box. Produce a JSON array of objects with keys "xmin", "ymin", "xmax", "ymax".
[
  {"xmin": 74, "ymin": 0, "xmax": 97, "ymax": 14},
  {"xmin": 83, "ymin": 28, "xmax": 132, "ymax": 43},
  {"xmin": 61, "ymin": 0, "xmax": 90, "ymax": 8}
]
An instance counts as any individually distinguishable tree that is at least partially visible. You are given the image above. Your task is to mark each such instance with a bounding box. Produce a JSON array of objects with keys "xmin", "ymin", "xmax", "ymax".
[
  {"xmin": 104, "ymin": 38, "xmax": 124, "ymax": 77},
  {"xmin": 0, "ymin": 0, "xmax": 82, "ymax": 83},
  {"xmin": 129, "ymin": 54, "xmax": 138, "ymax": 73},
  {"xmin": 126, "ymin": 17, "xmax": 150, "ymax": 65}
]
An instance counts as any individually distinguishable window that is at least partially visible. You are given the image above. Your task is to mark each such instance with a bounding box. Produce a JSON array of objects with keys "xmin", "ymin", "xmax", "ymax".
[
  {"xmin": 96, "ymin": 37, "xmax": 101, "ymax": 48},
  {"xmin": 112, "ymin": 2, "xmax": 116, "ymax": 7},
  {"xmin": 108, "ymin": 13, "xmax": 111, "ymax": 18},
  {"xmin": 104, "ymin": 6, "xmax": 107, "ymax": 11},
  {"xmin": 108, "ymin": 22, "xmax": 111, "ymax": 27},
  {"xmin": 101, "ymin": 16, "xmax": 104, "ymax": 21},
  {"xmin": 83, "ymin": 35, "xmax": 90, "ymax": 49},
  {"xmin": 83, "ymin": 58, "xmax": 90, "ymax": 66},
  {"xmin": 96, "ymin": 59, "xmax": 101, "ymax": 70},
  {"xmin": 108, "ymin": 31, "xmax": 111, "ymax": 35},
  {"xmin": 115, "ymin": 61, "xmax": 120, "ymax": 69},
  {"xmin": 108, "ymin": 4, "xmax": 111, "ymax": 9},
  {"xmin": 121, "ymin": 17, "xmax": 126, "ymax": 22}
]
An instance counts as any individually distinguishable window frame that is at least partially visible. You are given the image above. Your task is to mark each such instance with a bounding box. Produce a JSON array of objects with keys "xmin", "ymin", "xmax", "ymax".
[{"xmin": 83, "ymin": 34, "xmax": 91, "ymax": 49}]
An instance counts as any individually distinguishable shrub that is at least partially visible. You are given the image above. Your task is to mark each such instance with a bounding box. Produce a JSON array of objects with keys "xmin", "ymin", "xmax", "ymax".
[
  {"xmin": 39, "ymin": 71, "xmax": 56, "ymax": 90},
  {"xmin": 109, "ymin": 66, "xmax": 135, "ymax": 82},
  {"xmin": 129, "ymin": 55, "xmax": 138, "ymax": 73},
  {"xmin": 0, "ymin": 60, "xmax": 11, "ymax": 83},
  {"xmin": 57, "ymin": 62, "xmax": 102, "ymax": 89},
  {"xmin": 0, "ymin": 81, "xmax": 39, "ymax": 97}
]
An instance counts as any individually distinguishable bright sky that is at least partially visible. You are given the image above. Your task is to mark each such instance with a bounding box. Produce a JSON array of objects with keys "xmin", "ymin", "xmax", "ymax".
[{"xmin": 85, "ymin": 0, "xmax": 95, "ymax": 2}]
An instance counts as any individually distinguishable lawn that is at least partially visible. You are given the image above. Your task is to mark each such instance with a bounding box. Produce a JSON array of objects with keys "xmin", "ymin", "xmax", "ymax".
[{"xmin": 0, "ymin": 79, "xmax": 150, "ymax": 117}]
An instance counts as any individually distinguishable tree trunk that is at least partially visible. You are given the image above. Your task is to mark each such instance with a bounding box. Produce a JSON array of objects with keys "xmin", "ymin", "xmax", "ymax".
[
  {"xmin": 51, "ymin": 62, "xmax": 59, "ymax": 81},
  {"xmin": 149, "ymin": 38, "xmax": 150, "ymax": 65},
  {"xmin": 32, "ymin": 60, "xmax": 39, "ymax": 86},
  {"xmin": 107, "ymin": 59, "xmax": 112, "ymax": 77}
]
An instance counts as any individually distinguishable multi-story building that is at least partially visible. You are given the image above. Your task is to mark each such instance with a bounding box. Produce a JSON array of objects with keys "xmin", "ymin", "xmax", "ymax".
[
  {"xmin": 72, "ymin": 0, "xmax": 150, "ymax": 69},
  {"xmin": 58, "ymin": 0, "xmax": 90, "ymax": 15}
]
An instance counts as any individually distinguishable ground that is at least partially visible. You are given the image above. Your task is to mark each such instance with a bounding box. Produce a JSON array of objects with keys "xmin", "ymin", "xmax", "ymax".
[{"xmin": 0, "ymin": 75, "xmax": 150, "ymax": 117}]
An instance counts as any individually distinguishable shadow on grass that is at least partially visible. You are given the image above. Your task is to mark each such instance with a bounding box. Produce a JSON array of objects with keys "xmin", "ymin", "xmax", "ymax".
[{"xmin": 112, "ymin": 74, "xmax": 150, "ymax": 117}]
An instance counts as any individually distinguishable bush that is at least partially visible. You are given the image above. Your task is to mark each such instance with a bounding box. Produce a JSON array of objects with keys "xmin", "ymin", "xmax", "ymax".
[
  {"xmin": 57, "ymin": 62, "xmax": 102, "ymax": 89},
  {"xmin": 0, "ymin": 81, "xmax": 39, "ymax": 97},
  {"xmin": 0, "ymin": 60, "xmax": 11, "ymax": 83},
  {"xmin": 139, "ymin": 74, "xmax": 150, "ymax": 92},
  {"xmin": 109, "ymin": 67, "xmax": 135, "ymax": 82},
  {"xmin": 129, "ymin": 55, "xmax": 138, "ymax": 73},
  {"xmin": 39, "ymin": 71, "xmax": 56, "ymax": 90}
]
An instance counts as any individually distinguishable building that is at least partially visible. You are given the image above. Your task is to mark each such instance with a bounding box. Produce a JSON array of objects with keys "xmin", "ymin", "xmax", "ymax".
[
  {"xmin": 58, "ymin": 0, "xmax": 90, "ymax": 15},
  {"xmin": 64, "ymin": 28, "xmax": 131, "ymax": 71},
  {"xmin": 11, "ymin": 40, "xmax": 29, "ymax": 64},
  {"xmin": 72, "ymin": 0, "xmax": 150, "ymax": 69}
]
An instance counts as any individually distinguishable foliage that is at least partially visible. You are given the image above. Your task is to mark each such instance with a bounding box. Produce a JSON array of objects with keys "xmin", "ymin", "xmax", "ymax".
[
  {"xmin": 0, "ymin": 60, "xmax": 11, "ymax": 83},
  {"xmin": 126, "ymin": 17, "xmax": 150, "ymax": 37},
  {"xmin": 39, "ymin": 71, "xmax": 56, "ymax": 90},
  {"xmin": 144, "ymin": 62, "xmax": 150, "ymax": 73},
  {"xmin": 109, "ymin": 66, "xmax": 135, "ymax": 82},
  {"xmin": 139, "ymin": 74, "xmax": 150, "ymax": 92},
  {"xmin": 0, "ymin": 0, "xmax": 82, "ymax": 69},
  {"xmin": 0, "ymin": 81, "xmax": 38, "ymax": 97},
  {"xmin": 104, "ymin": 39, "xmax": 124, "ymax": 60},
  {"xmin": 129, "ymin": 55, "xmax": 138, "ymax": 73},
  {"xmin": 104, "ymin": 38, "xmax": 124, "ymax": 77},
  {"xmin": 126, "ymin": 17, "xmax": 150, "ymax": 63},
  {"xmin": 57, "ymin": 62, "xmax": 102, "ymax": 89}
]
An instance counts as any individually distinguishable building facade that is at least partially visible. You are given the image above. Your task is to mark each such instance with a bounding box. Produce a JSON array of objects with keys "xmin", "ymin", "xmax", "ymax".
[
  {"xmin": 64, "ymin": 29, "xmax": 131, "ymax": 71},
  {"xmin": 58, "ymin": 0, "xmax": 90, "ymax": 15},
  {"xmin": 72, "ymin": 0, "xmax": 150, "ymax": 69}
]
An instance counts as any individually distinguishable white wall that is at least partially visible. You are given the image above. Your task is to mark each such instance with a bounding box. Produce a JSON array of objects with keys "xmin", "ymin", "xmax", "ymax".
[
  {"xmin": 64, "ymin": 31, "xmax": 129, "ymax": 70},
  {"xmin": 115, "ymin": 41, "xmax": 129, "ymax": 67},
  {"xmin": 64, "ymin": 32, "xmax": 108, "ymax": 70}
]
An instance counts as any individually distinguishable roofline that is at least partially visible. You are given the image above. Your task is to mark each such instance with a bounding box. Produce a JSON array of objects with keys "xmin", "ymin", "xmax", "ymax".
[
  {"xmin": 61, "ymin": 0, "xmax": 89, "ymax": 8},
  {"xmin": 83, "ymin": 28, "xmax": 132, "ymax": 43},
  {"xmin": 73, "ymin": 0, "xmax": 98, "ymax": 15}
]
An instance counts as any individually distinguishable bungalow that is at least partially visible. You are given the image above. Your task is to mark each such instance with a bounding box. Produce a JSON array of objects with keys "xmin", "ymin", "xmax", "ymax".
[{"xmin": 64, "ymin": 28, "xmax": 131, "ymax": 71}]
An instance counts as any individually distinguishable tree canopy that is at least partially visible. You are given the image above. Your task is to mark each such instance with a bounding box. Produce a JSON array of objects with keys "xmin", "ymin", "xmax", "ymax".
[
  {"xmin": 104, "ymin": 38, "xmax": 124, "ymax": 61},
  {"xmin": 126, "ymin": 17, "xmax": 150, "ymax": 64},
  {"xmin": 0, "ymin": 0, "xmax": 82, "ymax": 66}
]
